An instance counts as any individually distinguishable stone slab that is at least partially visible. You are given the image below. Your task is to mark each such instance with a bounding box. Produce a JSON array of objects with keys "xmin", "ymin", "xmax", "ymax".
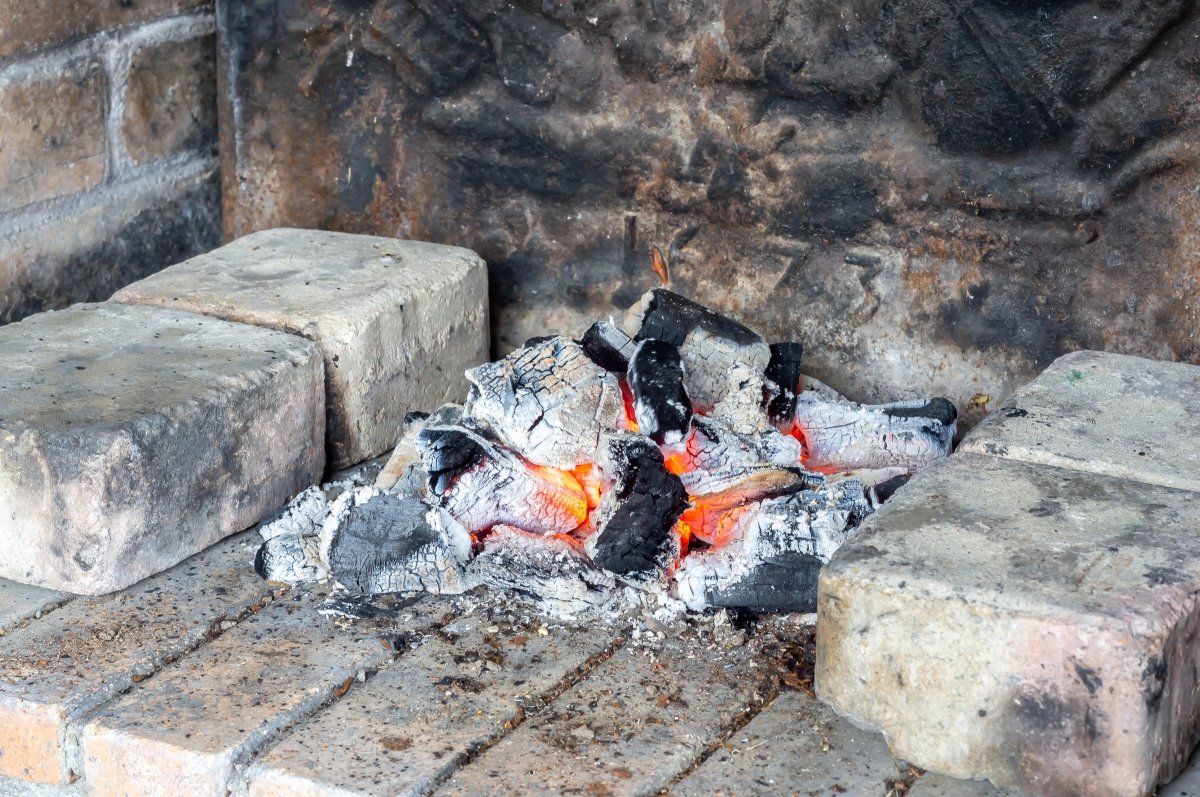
[
  {"xmin": 0, "ymin": 582, "xmax": 67, "ymax": 636},
  {"xmin": 113, "ymin": 228, "xmax": 489, "ymax": 468},
  {"xmin": 80, "ymin": 590, "xmax": 445, "ymax": 797},
  {"xmin": 435, "ymin": 635, "xmax": 774, "ymax": 797},
  {"xmin": 673, "ymin": 689, "xmax": 899, "ymax": 796},
  {"xmin": 907, "ymin": 774, "xmax": 1025, "ymax": 797},
  {"xmin": 816, "ymin": 453, "xmax": 1200, "ymax": 797},
  {"xmin": 0, "ymin": 302, "xmax": 324, "ymax": 594},
  {"xmin": 959, "ymin": 350, "xmax": 1200, "ymax": 493},
  {"xmin": 1162, "ymin": 745, "xmax": 1200, "ymax": 797},
  {"xmin": 0, "ymin": 532, "xmax": 274, "ymax": 784},
  {"xmin": 247, "ymin": 616, "xmax": 624, "ymax": 797}
]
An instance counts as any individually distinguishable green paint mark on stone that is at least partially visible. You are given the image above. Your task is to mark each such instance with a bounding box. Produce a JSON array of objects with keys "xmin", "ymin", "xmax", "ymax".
[{"xmin": 1066, "ymin": 369, "xmax": 1085, "ymax": 384}]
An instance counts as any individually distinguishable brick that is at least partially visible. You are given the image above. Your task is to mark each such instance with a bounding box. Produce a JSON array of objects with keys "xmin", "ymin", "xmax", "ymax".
[
  {"xmin": 247, "ymin": 616, "xmax": 623, "ymax": 797},
  {"xmin": 0, "ymin": 59, "xmax": 106, "ymax": 213},
  {"xmin": 0, "ymin": 0, "xmax": 210, "ymax": 61},
  {"xmin": 0, "ymin": 302, "xmax": 323, "ymax": 594},
  {"xmin": 0, "ymin": 532, "xmax": 275, "ymax": 784},
  {"xmin": 960, "ymin": 351, "xmax": 1200, "ymax": 494},
  {"xmin": 435, "ymin": 637, "xmax": 774, "ymax": 796},
  {"xmin": 673, "ymin": 690, "xmax": 899, "ymax": 796},
  {"xmin": 816, "ymin": 453, "xmax": 1200, "ymax": 797},
  {"xmin": 113, "ymin": 228, "xmax": 489, "ymax": 467},
  {"xmin": 80, "ymin": 590, "xmax": 445, "ymax": 797},
  {"xmin": 0, "ymin": 581, "xmax": 67, "ymax": 635},
  {"xmin": 122, "ymin": 33, "xmax": 217, "ymax": 165},
  {"xmin": 0, "ymin": 165, "xmax": 221, "ymax": 324},
  {"xmin": 908, "ymin": 773, "xmax": 1025, "ymax": 797}
]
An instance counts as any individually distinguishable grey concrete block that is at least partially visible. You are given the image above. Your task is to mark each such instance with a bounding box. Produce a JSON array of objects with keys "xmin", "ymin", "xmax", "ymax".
[
  {"xmin": 817, "ymin": 453, "xmax": 1200, "ymax": 797},
  {"xmin": 113, "ymin": 228, "xmax": 489, "ymax": 468},
  {"xmin": 0, "ymin": 581, "xmax": 67, "ymax": 636},
  {"xmin": 0, "ymin": 303, "xmax": 324, "ymax": 594},
  {"xmin": 960, "ymin": 350, "xmax": 1200, "ymax": 493}
]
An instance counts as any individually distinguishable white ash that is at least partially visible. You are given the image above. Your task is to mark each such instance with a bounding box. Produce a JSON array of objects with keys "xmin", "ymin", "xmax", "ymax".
[
  {"xmin": 792, "ymin": 393, "xmax": 957, "ymax": 472},
  {"xmin": 464, "ymin": 336, "xmax": 624, "ymax": 469}
]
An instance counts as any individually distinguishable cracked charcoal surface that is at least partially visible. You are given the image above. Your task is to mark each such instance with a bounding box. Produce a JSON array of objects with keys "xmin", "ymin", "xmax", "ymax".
[
  {"xmin": 628, "ymin": 338, "xmax": 692, "ymax": 445},
  {"xmin": 793, "ymin": 393, "xmax": 957, "ymax": 472},
  {"xmin": 580, "ymin": 319, "xmax": 636, "ymax": 372}
]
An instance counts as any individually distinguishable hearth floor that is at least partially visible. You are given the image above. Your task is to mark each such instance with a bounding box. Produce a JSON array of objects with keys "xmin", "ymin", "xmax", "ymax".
[{"xmin": 2, "ymin": 539, "xmax": 1199, "ymax": 797}]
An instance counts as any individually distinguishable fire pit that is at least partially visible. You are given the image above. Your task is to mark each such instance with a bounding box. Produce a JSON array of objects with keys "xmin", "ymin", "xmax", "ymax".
[{"xmin": 255, "ymin": 287, "xmax": 955, "ymax": 618}]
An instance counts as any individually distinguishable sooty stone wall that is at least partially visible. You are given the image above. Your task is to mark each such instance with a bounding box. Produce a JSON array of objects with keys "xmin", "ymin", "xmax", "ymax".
[{"xmin": 217, "ymin": 0, "xmax": 1200, "ymax": 426}]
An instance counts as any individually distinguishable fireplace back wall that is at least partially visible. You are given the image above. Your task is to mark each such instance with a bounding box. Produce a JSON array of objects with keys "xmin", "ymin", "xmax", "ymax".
[{"xmin": 216, "ymin": 0, "xmax": 1200, "ymax": 427}]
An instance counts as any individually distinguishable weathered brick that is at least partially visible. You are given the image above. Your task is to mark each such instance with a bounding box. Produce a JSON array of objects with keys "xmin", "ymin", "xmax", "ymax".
[
  {"xmin": 247, "ymin": 616, "xmax": 622, "ymax": 797},
  {"xmin": 673, "ymin": 690, "xmax": 900, "ymax": 796},
  {"xmin": 960, "ymin": 350, "xmax": 1200, "ymax": 493},
  {"xmin": 0, "ymin": 580, "xmax": 66, "ymax": 635},
  {"xmin": 435, "ymin": 637, "xmax": 774, "ymax": 796},
  {"xmin": 0, "ymin": 0, "xmax": 210, "ymax": 61},
  {"xmin": 0, "ymin": 532, "xmax": 275, "ymax": 784},
  {"xmin": 0, "ymin": 302, "xmax": 324, "ymax": 594},
  {"xmin": 0, "ymin": 59, "xmax": 106, "ymax": 213},
  {"xmin": 80, "ymin": 590, "xmax": 446, "ymax": 797},
  {"xmin": 122, "ymin": 33, "xmax": 217, "ymax": 165},
  {"xmin": 113, "ymin": 228, "xmax": 489, "ymax": 468},
  {"xmin": 817, "ymin": 453, "xmax": 1200, "ymax": 797}
]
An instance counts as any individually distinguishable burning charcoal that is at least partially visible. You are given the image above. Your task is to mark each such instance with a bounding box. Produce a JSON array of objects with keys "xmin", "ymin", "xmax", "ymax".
[
  {"xmin": 466, "ymin": 526, "xmax": 616, "ymax": 619},
  {"xmin": 580, "ymin": 319, "xmax": 636, "ymax": 372},
  {"xmin": 673, "ymin": 480, "xmax": 875, "ymax": 612},
  {"xmin": 416, "ymin": 426, "xmax": 588, "ymax": 536},
  {"xmin": 323, "ymin": 488, "xmax": 474, "ymax": 595},
  {"xmin": 668, "ymin": 416, "xmax": 804, "ymax": 473},
  {"xmin": 766, "ymin": 342, "xmax": 804, "ymax": 424},
  {"xmin": 376, "ymin": 404, "xmax": 463, "ymax": 494},
  {"xmin": 585, "ymin": 433, "xmax": 690, "ymax": 587},
  {"xmin": 624, "ymin": 289, "xmax": 771, "ymax": 428},
  {"xmin": 628, "ymin": 339, "xmax": 691, "ymax": 444},
  {"xmin": 464, "ymin": 336, "xmax": 624, "ymax": 469},
  {"xmin": 253, "ymin": 486, "xmax": 332, "ymax": 584},
  {"xmin": 792, "ymin": 394, "xmax": 957, "ymax": 472}
]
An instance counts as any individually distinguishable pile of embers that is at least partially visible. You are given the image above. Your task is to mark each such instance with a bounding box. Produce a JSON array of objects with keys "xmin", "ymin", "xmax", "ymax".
[{"xmin": 256, "ymin": 289, "xmax": 956, "ymax": 618}]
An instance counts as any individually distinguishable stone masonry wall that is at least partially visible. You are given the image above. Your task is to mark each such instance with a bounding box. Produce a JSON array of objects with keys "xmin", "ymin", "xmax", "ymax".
[{"xmin": 0, "ymin": 0, "xmax": 222, "ymax": 324}]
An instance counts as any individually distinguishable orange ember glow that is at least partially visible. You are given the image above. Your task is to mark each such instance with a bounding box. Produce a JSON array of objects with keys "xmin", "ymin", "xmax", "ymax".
[
  {"xmin": 663, "ymin": 452, "xmax": 690, "ymax": 476},
  {"xmin": 529, "ymin": 463, "xmax": 590, "ymax": 528},
  {"xmin": 618, "ymin": 377, "xmax": 640, "ymax": 433},
  {"xmin": 571, "ymin": 463, "xmax": 604, "ymax": 510},
  {"xmin": 788, "ymin": 422, "xmax": 810, "ymax": 465},
  {"xmin": 675, "ymin": 518, "xmax": 692, "ymax": 555}
]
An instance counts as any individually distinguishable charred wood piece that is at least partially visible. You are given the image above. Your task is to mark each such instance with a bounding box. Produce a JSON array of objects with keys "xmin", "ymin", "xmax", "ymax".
[
  {"xmin": 580, "ymin": 320, "xmax": 636, "ymax": 372},
  {"xmin": 585, "ymin": 433, "xmax": 689, "ymax": 587},
  {"xmin": 466, "ymin": 526, "xmax": 616, "ymax": 620},
  {"xmin": 416, "ymin": 426, "xmax": 588, "ymax": 536},
  {"xmin": 625, "ymin": 289, "xmax": 771, "ymax": 430},
  {"xmin": 628, "ymin": 339, "xmax": 691, "ymax": 444},
  {"xmin": 376, "ymin": 403, "xmax": 463, "ymax": 494},
  {"xmin": 323, "ymin": 489, "xmax": 474, "ymax": 595},
  {"xmin": 673, "ymin": 480, "xmax": 875, "ymax": 612},
  {"xmin": 253, "ymin": 486, "xmax": 332, "ymax": 584},
  {"xmin": 766, "ymin": 342, "xmax": 804, "ymax": 424},
  {"xmin": 672, "ymin": 416, "xmax": 804, "ymax": 473},
  {"xmin": 792, "ymin": 394, "xmax": 957, "ymax": 472},
  {"xmin": 464, "ymin": 336, "xmax": 624, "ymax": 469}
]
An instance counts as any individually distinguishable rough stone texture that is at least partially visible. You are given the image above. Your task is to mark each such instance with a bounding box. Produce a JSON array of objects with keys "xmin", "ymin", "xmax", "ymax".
[
  {"xmin": 435, "ymin": 638, "xmax": 774, "ymax": 796},
  {"xmin": 247, "ymin": 616, "xmax": 622, "ymax": 797},
  {"xmin": 1162, "ymin": 747, "xmax": 1200, "ymax": 797},
  {"xmin": 0, "ymin": 164, "xmax": 223, "ymax": 325},
  {"xmin": 114, "ymin": 227, "xmax": 489, "ymax": 468},
  {"xmin": 80, "ymin": 589, "xmax": 440, "ymax": 797},
  {"xmin": 817, "ymin": 453, "xmax": 1200, "ymax": 797},
  {"xmin": 673, "ymin": 689, "xmax": 901, "ymax": 796},
  {"xmin": 0, "ymin": 0, "xmax": 211, "ymax": 60},
  {"xmin": 0, "ymin": 302, "xmax": 324, "ymax": 594},
  {"xmin": 0, "ymin": 58, "xmax": 106, "ymax": 213},
  {"xmin": 908, "ymin": 774, "xmax": 1025, "ymax": 797},
  {"xmin": 959, "ymin": 350, "xmax": 1200, "ymax": 494},
  {"xmin": 0, "ymin": 582, "xmax": 66, "ymax": 636},
  {"xmin": 122, "ymin": 33, "xmax": 218, "ymax": 165},
  {"xmin": 0, "ymin": 532, "xmax": 274, "ymax": 785},
  {"xmin": 217, "ymin": 0, "xmax": 1200, "ymax": 427}
]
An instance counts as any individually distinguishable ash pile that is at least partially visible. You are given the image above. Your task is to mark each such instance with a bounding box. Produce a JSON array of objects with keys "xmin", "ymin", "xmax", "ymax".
[{"xmin": 256, "ymin": 289, "xmax": 956, "ymax": 619}]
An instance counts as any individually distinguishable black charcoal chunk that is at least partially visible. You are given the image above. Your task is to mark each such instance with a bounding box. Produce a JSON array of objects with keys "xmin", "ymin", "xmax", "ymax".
[
  {"xmin": 628, "ymin": 339, "xmax": 692, "ymax": 444},
  {"xmin": 580, "ymin": 320, "xmax": 636, "ymax": 372},
  {"xmin": 881, "ymin": 397, "xmax": 958, "ymax": 427},
  {"xmin": 766, "ymin": 341, "xmax": 804, "ymax": 424},
  {"xmin": 417, "ymin": 426, "xmax": 488, "ymax": 495},
  {"xmin": 631, "ymin": 288, "xmax": 762, "ymax": 348},
  {"xmin": 586, "ymin": 434, "xmax": 689, "ymax": 586}
]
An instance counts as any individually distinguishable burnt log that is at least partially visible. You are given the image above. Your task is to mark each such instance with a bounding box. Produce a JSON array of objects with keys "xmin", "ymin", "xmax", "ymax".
[
  {"xmin": 323, "ymin": 489, "xmax": 474, "ymax": 595},
  {"xmin": 416, "ymin": 426, "xmax": 588, "ymax": 535},
  {"xmin": 466, "ymin": 525, "xmax": 616, "ymax": 620},
  {"xmin": 792, "ymin": 394, "xmax": 957, "ymax": 472},
  {"xmin": 673, "ymin": 480, "xmax": 875, "ymax": 612},
  {"xmin": 253, "ymin": 486, "xmax": 332, "ymax": 584},
  {"xmin": 766, "ymin": 342, "xmax": 804, "ymax": 424},
  {"xmin": 580, "ymin": 319, "xmax": 636, "ymax": 372},
  {"xmin": 376, "ymin": 403, "xmax": 463, "ymax": 494},
  {"xmin": 464, "ymin": 336, "xmax": 624, "ymax": 469},
  {"xmin": 585, "ymin": 433, "xmax": 690, "ymax": 587},
  {"xmin": 628, "ymin": 339, "xmax": 692, "ymax": 445}
]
